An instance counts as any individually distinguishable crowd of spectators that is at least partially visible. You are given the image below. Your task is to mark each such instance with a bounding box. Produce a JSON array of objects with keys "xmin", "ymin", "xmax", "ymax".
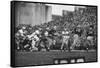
[{"xmin": 15, "ymin": 6, "xmax": 97, "ymax": 51}]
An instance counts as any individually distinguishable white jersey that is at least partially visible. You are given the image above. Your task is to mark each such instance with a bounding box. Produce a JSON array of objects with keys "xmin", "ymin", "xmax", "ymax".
[
  {"xmin": 44, "ymin": 31, "xmax": 49, "ymax": 36},
  {"xmin": 18, "ymin": 29, "xmax": 24, "ymax": 36},
  {"xmin": 19, "ymin": 29, "xmax": 23, "ymax": 33},
  {"xmin": 28, "ymin": 32, "xmax": 35, "ymax": 39},
  {"xmin": 33, "ymin": 35, "xmax": 39, "ymax": 41},
  {"xmin": 35, "ymin": 30, "xmax": 40, "ymax": 35},
  {"xmin": 62, "ymin": 31, "xmax": 69, "ymax": 34},
  {"xmin": 27, "ymin": 30, "xmax": 40, "ymax": 39},
  {"xmin": 27, "ymin": 30, "xmax": 40, "ymax": 41},
  {"xmin": 62, "ymin": 31, "xmax": 70, "ymax": 39}
]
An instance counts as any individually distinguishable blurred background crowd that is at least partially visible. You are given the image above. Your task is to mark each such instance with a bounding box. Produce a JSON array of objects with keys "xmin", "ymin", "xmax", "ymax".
[{"xmin": 15, "ymin": 6, "xmax": 97, "ymax": 51}]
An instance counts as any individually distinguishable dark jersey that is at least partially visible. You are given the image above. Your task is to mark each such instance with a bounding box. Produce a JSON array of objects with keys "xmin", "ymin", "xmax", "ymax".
[
  {"xmin": 48, "ymin": 29, "xmax": 56, "ymax": 36},
  {"xmin": 46, "ymin": 29, "xmax": 56, "ymax": 39},
  {"xmin": 40, "ymin": 30, "xmax": 46, "ymax": 39},
  {"xmin": 41, "ymin": 30, "xmax": 45, "ymax": 36},
  {"xmin": 87, "ymin": 30, "xmax": 94, "ymax": 36},
  {"xmin": 73, "ymin": 28, "xmax": 83, "ymax": 36}
]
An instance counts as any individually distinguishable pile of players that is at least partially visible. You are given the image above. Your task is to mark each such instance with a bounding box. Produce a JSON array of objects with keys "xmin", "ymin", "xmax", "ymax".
[{"xmin": 15, "ymin": 24, "xmax": 96, "ymax": 52}]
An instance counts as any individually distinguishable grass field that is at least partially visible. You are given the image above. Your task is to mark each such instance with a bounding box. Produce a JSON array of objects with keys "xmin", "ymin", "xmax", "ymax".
[{"xmin": 15, "ymin": 50, "xmax": 97, "ymax": 67}]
